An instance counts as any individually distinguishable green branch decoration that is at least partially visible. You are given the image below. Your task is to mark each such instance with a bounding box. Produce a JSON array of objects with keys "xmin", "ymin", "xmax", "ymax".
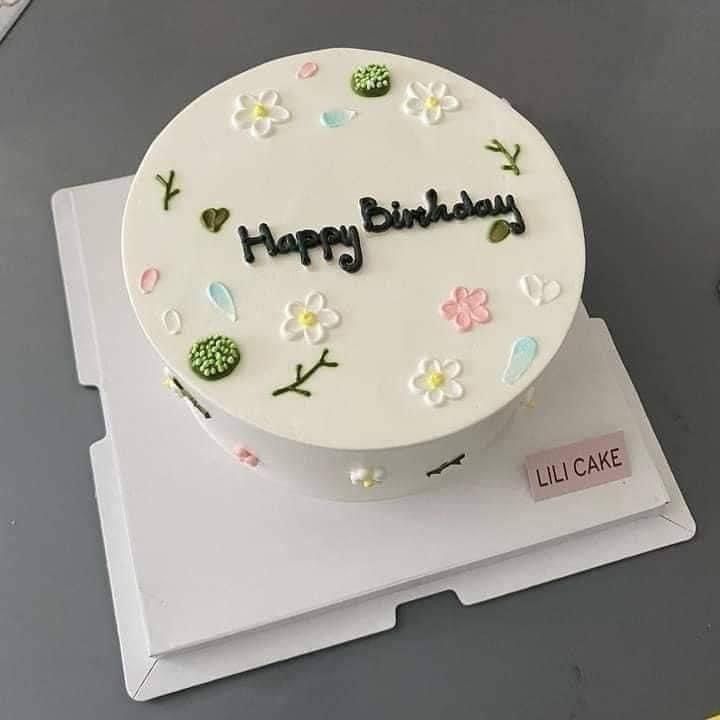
[
  {"xmin": 485, "ymin": 138, "xmax": 521, "ymax": 175},
  {"xmin": 272, "ymin": 348, "xmax": 338, "ymax": 397},
  {"xmin": 155, "ymin": 170, "xmax": 181, "ymax": 210},
  {"xmin": 189, "ymin": 335, "xmax": 241, "ymax": 380}
]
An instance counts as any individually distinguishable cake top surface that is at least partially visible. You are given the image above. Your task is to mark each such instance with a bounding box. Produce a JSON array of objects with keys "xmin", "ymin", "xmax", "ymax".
[{"xmin": 122, "ymin": 48, "xmax": 585, "ymax": 450}]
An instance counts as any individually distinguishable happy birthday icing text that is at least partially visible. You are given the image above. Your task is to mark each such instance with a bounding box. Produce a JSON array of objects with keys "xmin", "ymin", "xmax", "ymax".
[{"xmin": 238, "ymin": 188, "xmax": 525, "ymax": 274}]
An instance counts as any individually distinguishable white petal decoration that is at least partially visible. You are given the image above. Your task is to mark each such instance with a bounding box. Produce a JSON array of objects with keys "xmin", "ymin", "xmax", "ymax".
[
  {"xmin": 421, "ymin": 105, "xmax": 442, "ymax": 125},
  {"xmin": 161, "ymin": 308, "xmax": 182, "ymax": 335},
  {"xmin": 316, "ymin": 308, "xmax": 340, "ymax": 328},
  {"xmin": 287, "ymin": 301, "xmax": 306, "ymax": 318},
  {"xmin": 409, "ymin": 356, "xmax": 465, "ymax": 407},
  {"xmin": 304, "ymin": 322, "xmax": 326, "ymax": 344},
  {"xmin": 519, "ymin": 274, "xmax": 543, "ymax": 306},
  {"xmin": 251, "ymin": 116, "xmax": 273, "ymax": 138},
  {"xmin": 409, "ymin": 373, "xmax": 427, "ymax": 393},
  {"xmin": 235, "ymin": 94, "xmax": 256, "ymax": 110},
  {"xmin": 542, "ymin": 280, "xmax": 562, "ymax": 304},
  {"xmin": 231, "ymin": 111, "xmax": 254, "ymax": 130},
  {"xmin": 417, "ymin": 358, "xmax": 433, "ymax": 375},
  {"xmin": 408, "ymin": 81, "xmax": 430, "ymax": 99},
  {"xmin": 430, "ymin": 81, "xmax": 447, "ymax": 98},
  {"xmin": 305, "ymin": 291, "xmax": 326, "ymax": 312},
  {"xmin": 258, "ymin": 89, "xmax": 279, "ymax": 107},
  {"xmin": 269, "ymin": 105, "xmax": 291, "ymax": 122},
  {"xmin": 350, "ymin": 466, "xmax": 385, "ymax": 488},
  {"xmin": 444, "ymin": 380, "xmax": 464, "ymax": 399},
  {"xmin": 440, "ymin": 95, "xmax": 460, "ymax": 111},
  {"xmin": 207, "ymin": 281, "xmax": 237, "ymax": 322},
  {"xmin": 403, "ymin": 96, "xmax": 424, "ymax": 115},
  {"xmin": 281, "ymin": 292, "xmax": 341, "ymax": 344},
  {"xmin": 280, "ymin": 316, "xmax": 303, "ymax": 340},
  {"xmin": 442, "ymin": 359, "xmax": 462, "ymax": 379},
  {"xmin": 519, "ymin": 274, "xmax": 562, "ymax": 306}
]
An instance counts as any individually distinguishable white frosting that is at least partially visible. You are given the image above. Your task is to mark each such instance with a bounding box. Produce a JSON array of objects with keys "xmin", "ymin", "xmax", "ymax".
[{"xmin": 122, "ymin": 48, "xmax": 585, "ymax": 452}]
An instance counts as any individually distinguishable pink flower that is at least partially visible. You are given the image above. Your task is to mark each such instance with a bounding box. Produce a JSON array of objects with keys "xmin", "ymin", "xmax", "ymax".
[
  {"xmin": 440, "ymin": 287, "xmax": 491, "ymax": 332},
  {"xmin": 233, "ymin": 445, "xmax": 259, "ymax": 467}
]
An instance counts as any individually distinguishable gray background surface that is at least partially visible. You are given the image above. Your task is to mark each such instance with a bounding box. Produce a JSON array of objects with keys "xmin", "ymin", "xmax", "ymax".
[{"xmin": 1, "ymin": 1, "xmax": 718, "ymax": 717}]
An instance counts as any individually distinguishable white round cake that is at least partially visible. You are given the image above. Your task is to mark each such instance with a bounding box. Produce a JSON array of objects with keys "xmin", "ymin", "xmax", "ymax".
[{"xmin": 122, "ymin": 48, "xmax": 585, "ymax": 501}]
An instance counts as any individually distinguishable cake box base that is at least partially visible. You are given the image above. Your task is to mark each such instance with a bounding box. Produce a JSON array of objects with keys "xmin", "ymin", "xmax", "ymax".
[{"xmin": 52, "ymin": 177, "xmax": 694, "ymax": 701}]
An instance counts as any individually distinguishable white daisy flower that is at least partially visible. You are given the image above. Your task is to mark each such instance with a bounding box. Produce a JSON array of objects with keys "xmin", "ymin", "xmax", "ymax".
[
  {"xmin": 350, "ymin": 466, "xmax": 385, "ymax": 489},
  {"xmin": 402, "ymin": 81, "xmax": 460, "ymax": 125},
  {"xmin": 409, "ymin": 358, "xmax": 464, "ymax": 407},
  {"xmin": 280, "ymin": 291, "xmax": 341, "ymax": 344},
  {"xmin": 231, "ymin": 89, "xmax": 291, "ymax": 138}
]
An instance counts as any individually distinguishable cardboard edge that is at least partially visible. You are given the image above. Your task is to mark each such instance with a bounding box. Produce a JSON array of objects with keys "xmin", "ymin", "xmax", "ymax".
[
  {"xmin": 590, "ymin": 318, "xmax": 695, "ymax": 539},
  {"xmin": 52, "ymin": 188, "xmax": 101, "ymax": 387},
  {"xmin": 89, "ymin": 437, "xmax": 156, "ymax": 700}
]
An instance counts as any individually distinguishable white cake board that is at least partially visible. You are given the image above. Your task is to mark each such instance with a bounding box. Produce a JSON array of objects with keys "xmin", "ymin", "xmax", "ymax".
[{"xmin": 52, "ymin": 177, "xmax": 695, "ymax": 701}]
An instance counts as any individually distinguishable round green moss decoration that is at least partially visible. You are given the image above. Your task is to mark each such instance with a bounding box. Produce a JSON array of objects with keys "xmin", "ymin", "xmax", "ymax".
[
  {"xmin": 351, "ymin": 63, "xmax": 391, "ymax": 97},
  {"xmin": 189, "ymin": 335, "xmax": 241, "ymax": 381}
]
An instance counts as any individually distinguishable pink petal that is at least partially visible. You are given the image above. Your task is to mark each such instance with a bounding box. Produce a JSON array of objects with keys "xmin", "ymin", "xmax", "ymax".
[
  {"xmin": 296, "ymin": 61, "xmax": 318, "ymax": 79},
  {"xmin": 139, "ymin": 267, "xmax": 159, "ymax": 294},
  {"xmin": 455, "ymin": 311, "xmax": 473, "ymax": 331},
  {"xmin": 440, "ymin": 300, "xmax": 458, "ymax": 319},
  {"xmin": 465, "ymin": 288, "xmax": 488, "ymax": 308},
  {"xmin": 245, "ymin": 455, "xmax": 259, "ymax": 467},
  {"xmin": 471, "ymin": 305, "xmax": 491, "ymax": 323},
  {"xmin": 452, "ymin": 286, "xmax": 469, "ymax": 302},
  {"xmin": 233, "ymin": 446, "xmax": 250, "ymax": 459}
]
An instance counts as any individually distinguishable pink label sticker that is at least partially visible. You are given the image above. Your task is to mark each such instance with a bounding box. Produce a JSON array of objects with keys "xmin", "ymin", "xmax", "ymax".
[{"xmin": 525, "ymin": 431, "xmax": 631, "ymax": 501}]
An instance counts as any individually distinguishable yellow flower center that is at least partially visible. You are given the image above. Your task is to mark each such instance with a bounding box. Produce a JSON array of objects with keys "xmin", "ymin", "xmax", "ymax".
[
  {"xmin": 424, "ymin": 95, "xmax": 440, "ymax": 109},
  {"xmin": 252, "ymin": 103, "xmax": 269, "ymax": 118},
  {"xmin": 427, "ymin": 371, "xmax": 445, "ymax": 390},
  {"xmin": 298, "ymin": 310, "xmax": 317, "ymax": 327},
  {"xmin": 362, "ymin": 478, "xmax": 376, "ymax": 488}
]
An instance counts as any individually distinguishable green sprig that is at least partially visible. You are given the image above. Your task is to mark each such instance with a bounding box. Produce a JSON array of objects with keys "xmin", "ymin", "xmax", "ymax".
[
  {"xmin": 155, "ymin": 170, "xmax": 181, "ymax": 211},
  {"xmin": 485, "ymin": 139, "xmax": 521, "ymax": 175},
  {"xmin": 272, "ymin": 348, "xmax": 338, "ymax": 397}
]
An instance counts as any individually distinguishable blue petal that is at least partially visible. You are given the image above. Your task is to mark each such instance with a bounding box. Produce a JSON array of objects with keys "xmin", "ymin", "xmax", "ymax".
[
  {"xmin": 502, "ymin": 336, "xmax": 538, "ymax": 385},
  {"xmin": 320, "ymin": 109, "xmax": 357, "ymax": 128},
  {"xmin": 207, "ymin": 281, "xmax": 237, "ymax": 322}
]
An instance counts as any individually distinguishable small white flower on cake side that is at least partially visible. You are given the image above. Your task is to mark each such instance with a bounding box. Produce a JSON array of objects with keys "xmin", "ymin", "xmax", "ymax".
[
  {"xmin": 409, "ymin": 358, "xmax": 464, "ymax": 407},
  {"xmin": 231, "ymin": 90, "xmax": 291, "ymax": 139},
  {"xmin": 402, "ymin": 81, "xmax": 460, "ymax": 125},
  {"xmin": 280, "ymin": 291, "xmax": 341, "ymax": 344},
  {"xmin": 350, "ymin": 466, "xmax": 385, "ymax": 489}
]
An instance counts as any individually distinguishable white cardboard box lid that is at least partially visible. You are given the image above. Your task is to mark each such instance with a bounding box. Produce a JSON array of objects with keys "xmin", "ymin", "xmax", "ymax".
[{"xmin": 53, "ymin": 179, "xmax": 694, "ymax": 700}]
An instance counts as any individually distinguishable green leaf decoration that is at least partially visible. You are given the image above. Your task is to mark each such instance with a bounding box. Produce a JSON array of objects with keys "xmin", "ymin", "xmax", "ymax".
[
  {"xmin": 484, "ymin": 138, "xmax": 521, "ymax": 175},
  {"xmin": 201, "ymin": 207, "xmax": 230, "ymax": 233},
  {"xmin": 488, "ymin": 219, "xmax": 511, "ymax": 243},
  {"xmin": 189, "ymin": 335, "xmax": 241, "ymax": 380},
  {"xmin": 350, "ymin": 63, "xmax": 391, "ymax": 97}
]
